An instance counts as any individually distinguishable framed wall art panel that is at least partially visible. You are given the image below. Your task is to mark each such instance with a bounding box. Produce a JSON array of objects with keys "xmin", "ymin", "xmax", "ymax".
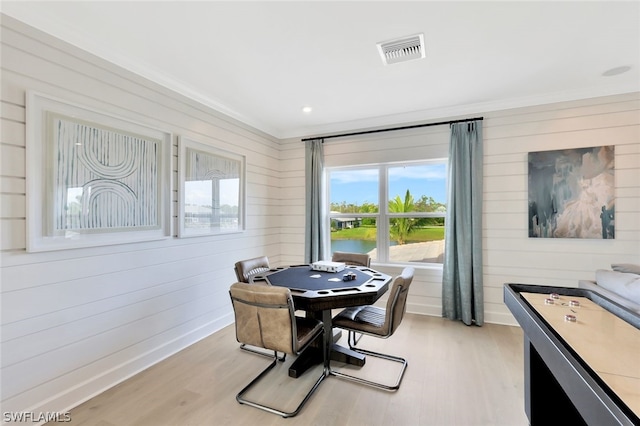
[
  {"xmin": 26, "ymin": 92, "xmax": 172, "ymax": 252},
  {"xmin": 177, "ymin": 137, "xmax": 246, "ymax": 238},
  {"xmin": 528, "ymin": 145, "xmax": 615, "ymax": 239}
]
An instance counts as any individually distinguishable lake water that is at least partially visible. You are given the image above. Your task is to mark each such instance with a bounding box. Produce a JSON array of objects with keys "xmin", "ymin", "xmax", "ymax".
[
  {"xmin": 332, "ymin": 238, "xmax": 437, "ymax": 252},
  {"xmin": 331, "ymin": 239, "xmax": 377, "ymax": 254},
  {"xmin": 331, "ymin": 239, "xmax": 404, "ymax": 254}
]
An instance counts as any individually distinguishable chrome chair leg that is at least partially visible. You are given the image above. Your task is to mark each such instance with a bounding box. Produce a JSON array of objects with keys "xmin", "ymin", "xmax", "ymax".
[
  {"xmin": 240, "ymin": 344, "xmax": 286, "ymax": 361},
  {"xmin": 330, "ymin": 331, "xmax": 408, "ymax": 391},
  {"xmin": 347, "ymin": 330, "xmax": 363, "ymax": 347},
  {"xmin": 236, "ymin": 333, "xmax": 326, "ymax": 418}
]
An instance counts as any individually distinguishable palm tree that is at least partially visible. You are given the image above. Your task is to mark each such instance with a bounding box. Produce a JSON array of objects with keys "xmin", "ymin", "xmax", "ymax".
[{"xmin": 389, "ymin": 189, "xmax": 415, "ymax": 244}]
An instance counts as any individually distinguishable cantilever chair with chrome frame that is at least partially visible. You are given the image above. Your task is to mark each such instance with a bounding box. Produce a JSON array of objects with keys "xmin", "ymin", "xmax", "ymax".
[
  {"xmin": 331, "ymin": 251, "xmax": 372, "ymax": 344},
  {"xmin": 331, "ymin": 251, "xmax": 371, "ymax": 267},
  {"xmin": 330, "ymin": 266, "xmax": 414, "ymax": 391},
  {"xmin": 229, "ymin": 282, "xmax": 327, "ymax": 418},
  {"xmin": 233, "ymin": 256, "xmax": 284, "ymax": 359},
  {"xmin": 234, "ymin": 255, "xmax": 271, "ymax": 283}
]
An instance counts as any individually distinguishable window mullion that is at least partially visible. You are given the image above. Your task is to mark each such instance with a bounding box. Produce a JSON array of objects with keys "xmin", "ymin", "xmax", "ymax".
[{"xmin": 378, "ymin": 165, "xmax": 389, "ymax": 263}]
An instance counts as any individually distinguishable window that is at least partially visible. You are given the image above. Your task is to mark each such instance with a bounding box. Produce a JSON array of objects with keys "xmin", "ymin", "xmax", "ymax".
[
  {"xmin": 328, "ymin": 161, "xmax": 447, "ymax": 266},
  {"xmin": 178, "ymin": 137, "xmax": 245, "ymax": 238}
]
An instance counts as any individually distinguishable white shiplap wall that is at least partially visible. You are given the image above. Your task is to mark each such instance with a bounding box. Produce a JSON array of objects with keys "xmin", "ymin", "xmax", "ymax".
[
  {"xmin": 0, "ymin": 16, "xmax": 282, "ymax": 415},
  {"xmin": 2, "ymin": 12, "xmax": 639, "ymax": 419},
  {"xmin": 484, "ymin": 95, "xmax": 640, "ymax": 322},
  {"xmin": 279, "ymin": 92, "xmax": 640, "ymax": 325}
]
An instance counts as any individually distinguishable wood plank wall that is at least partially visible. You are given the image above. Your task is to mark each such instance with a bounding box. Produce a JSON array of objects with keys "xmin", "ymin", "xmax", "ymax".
[
  {"xmin": 0, "ymin": 15, "xmax": 282, "ymax": 416},
  {"xmin": 1, "ymin": 12, "xmax": 639, "ymax": 418},
  {"xmin": 280, "ymin": 92, "xmax": 640, "ymax": 325}
]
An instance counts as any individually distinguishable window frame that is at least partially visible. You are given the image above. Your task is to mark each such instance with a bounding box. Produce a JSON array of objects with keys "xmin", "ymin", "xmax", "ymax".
[{"xmin": 327, "ymin": 159, "xmax": 447, "ymax": 267}]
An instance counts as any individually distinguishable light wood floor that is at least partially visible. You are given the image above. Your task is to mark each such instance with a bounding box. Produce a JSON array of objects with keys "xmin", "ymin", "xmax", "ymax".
[{"xmin": 51, "ymin": 314, "xmax": 528, "ymax": 426}]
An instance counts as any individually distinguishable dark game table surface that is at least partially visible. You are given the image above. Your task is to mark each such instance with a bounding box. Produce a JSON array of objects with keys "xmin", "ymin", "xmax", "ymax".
[{"xmin": 252, "ymin": 265, "xmax": 391, "ymax": 311}]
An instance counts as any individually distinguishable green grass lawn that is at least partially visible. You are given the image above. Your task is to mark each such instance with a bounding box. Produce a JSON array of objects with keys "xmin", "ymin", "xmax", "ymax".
[{"xmin": 332, "ymin": 226, "xmax": 444, "ymax": 242}]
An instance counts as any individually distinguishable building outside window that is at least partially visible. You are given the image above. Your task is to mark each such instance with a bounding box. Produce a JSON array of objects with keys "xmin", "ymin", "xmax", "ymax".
[{"xmin": 328, "ymin": 160, "xmax": 447, "ymax": 266}]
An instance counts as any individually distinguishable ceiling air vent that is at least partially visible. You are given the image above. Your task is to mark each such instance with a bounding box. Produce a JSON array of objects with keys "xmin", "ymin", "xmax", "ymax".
[{"xmin": 377, "ymin": 33, "xmax": 425, "ymax": 65}]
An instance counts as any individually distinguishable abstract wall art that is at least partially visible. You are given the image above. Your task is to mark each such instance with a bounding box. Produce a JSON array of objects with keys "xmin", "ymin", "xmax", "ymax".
[
  {"xmin": 528, "ymin": 145, "xmax": 615, "ymax": 239},
  {"xmin": 177, "ymin": 137, "xmax": 245, "ymax": 237},
  {"xmin": 27, "ymin": 92, "xmax": 172, "ymax": 251}
]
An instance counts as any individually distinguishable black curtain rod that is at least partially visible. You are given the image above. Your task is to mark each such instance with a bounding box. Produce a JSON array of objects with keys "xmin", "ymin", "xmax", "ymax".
[{"xmin": 301, "ymin": 116, "xmax": 483, "ymax": 142}]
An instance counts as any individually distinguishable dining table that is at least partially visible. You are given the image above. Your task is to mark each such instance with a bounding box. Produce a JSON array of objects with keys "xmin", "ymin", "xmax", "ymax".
[{"xmin": 251, "ymin": 264, "xmax": 392, "ymax": 378}]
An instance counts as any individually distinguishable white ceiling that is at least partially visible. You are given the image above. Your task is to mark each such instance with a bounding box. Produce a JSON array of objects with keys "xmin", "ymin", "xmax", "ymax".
[{"xmin": 3, "ymin": 1, "xmax": 640, "ymax": 139}]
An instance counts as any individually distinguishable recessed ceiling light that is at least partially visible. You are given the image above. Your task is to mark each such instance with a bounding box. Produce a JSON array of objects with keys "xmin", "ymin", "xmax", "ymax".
[
  {"xmin": 602, "ymin": 65, "xmax": 631, "ymax": 77},
  {"xmin": 302, "ymin": 106, "xmax": 313, "ymax": 114}
]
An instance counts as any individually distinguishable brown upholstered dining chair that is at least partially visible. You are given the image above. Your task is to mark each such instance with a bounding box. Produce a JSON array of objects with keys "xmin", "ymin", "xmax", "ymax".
[
  {"xmin": 233, "ymin": 256, "xmax": 281, "ymax": 358},
  {"xmin": 234, "ymin": 256, "xmax": 271, "ymax": 283},
  {"xmin": 331, "ymin": 251, "xmax": 371, "ymax": 267},
  {"xmin": 330, "ymin": 266, "xmax": 414, "ymax": 391},
  {"xmin": 229, "ymin": 282, "xmax": 327, "ymax": 417}
]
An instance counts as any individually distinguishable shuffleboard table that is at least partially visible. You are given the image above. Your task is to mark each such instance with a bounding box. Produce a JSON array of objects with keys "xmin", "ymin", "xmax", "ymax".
[{"xmin": 504, "ymin": 283, "xmax": 640, "ymax": 425}]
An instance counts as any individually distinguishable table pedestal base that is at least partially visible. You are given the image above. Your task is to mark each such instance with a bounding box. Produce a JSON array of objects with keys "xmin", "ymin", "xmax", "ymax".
[
  {"xmin": 330, "ymin": 343, "xmax": 366, "ymax": 366},
  {"xmin": 288, "ymin": 344, "xmax": 366, "ymax": 378}
]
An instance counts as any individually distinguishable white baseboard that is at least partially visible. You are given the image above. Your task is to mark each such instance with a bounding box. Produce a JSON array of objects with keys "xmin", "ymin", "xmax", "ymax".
[
  {"xmin": 407, "ymin": 302, "xmax": 519, "ymax": 327},
  {"xmin": 17, "ymin": 314, "xmax": 233, "ymax": 425}
]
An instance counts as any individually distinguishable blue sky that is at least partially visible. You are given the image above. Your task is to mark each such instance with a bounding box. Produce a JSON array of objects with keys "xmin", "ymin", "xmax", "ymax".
[
  {"xmin": 329, "ymin": 163, "xmax": 447, "ymax": 206},
  {"xmin": 184, "ymin": 179, "xmax": 239, "ymax": 206}
]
